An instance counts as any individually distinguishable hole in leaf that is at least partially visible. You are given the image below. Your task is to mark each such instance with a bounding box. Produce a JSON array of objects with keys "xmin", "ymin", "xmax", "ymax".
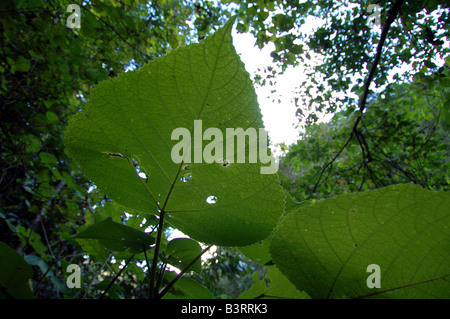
[
  {"xmin": 138, "ymin": 172, "xmax": 148, "ymax": 179},
  {"xmin": 132, "ymin": 155, "xmax": 149, "ymax": 181},
  {"xmin": 183, "ymin": 164, "xmax": 190, "ymax": 170},
  {"xmin": 104, "ymin": 152, "xmax": 125, "ymax": 158},
  {"xmin": 221, "ymin": 159, "xmax": 230, "ymax": 167},
  {"xmin": 181, "ymin": 172, "xmax": 192, "ymax": 183},
  {"xmin": 206, "ymin": 196, "xmax": 217, "ymax": 205}
]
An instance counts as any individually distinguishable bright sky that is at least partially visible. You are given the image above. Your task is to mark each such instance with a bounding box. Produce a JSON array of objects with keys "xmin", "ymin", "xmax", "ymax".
[
  {"xmin": 230, "ymin": 15, "xmax": 333, "ymax": 151},
  {"xmin": 232, "ymin": 30, "xmax": 301, "ymax": 148}
]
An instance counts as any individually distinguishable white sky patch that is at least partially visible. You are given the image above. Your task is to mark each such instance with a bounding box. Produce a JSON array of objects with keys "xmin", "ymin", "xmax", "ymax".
[
  {"xmin": 231, "ymin": 15, "xmax": 331, "ymax": 155},
  {"xmin": 232, "ymin": 31, "xmax": 300, "ymax": 149}
]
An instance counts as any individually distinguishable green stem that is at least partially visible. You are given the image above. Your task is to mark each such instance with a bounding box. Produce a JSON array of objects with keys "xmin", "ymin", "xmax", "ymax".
[
  {"xmin": 100, "ymin": 254, "xmax": 135, "ymax": 299},
  {"xmin": 142, "ymin": 245, "xmax": 151, "ymax": 298},
  {"xmin": 157, "ymin": 245, "xmax": 212, "ymax": 299},
  {"xmin": 149, "ymin": 209, "xmax": 165, "ymax": 299},
  {"xmin": 155, "ymin": 262, "xmax": 167, "ymax": 294}
]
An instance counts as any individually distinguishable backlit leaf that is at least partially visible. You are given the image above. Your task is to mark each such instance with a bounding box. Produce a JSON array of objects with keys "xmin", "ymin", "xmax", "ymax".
[
  {"xmin": 64, "ymin": 18, "xmax": 284, "ymax": 246},
  {"xmin": 270, "ymin": 184, "xmax": 450, "ymax": 299}
]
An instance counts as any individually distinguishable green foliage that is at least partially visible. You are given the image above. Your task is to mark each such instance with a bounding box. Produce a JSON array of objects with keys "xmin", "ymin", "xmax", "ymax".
[
  {"xmin": 226, "ymin": 0, "xmax": 450, "ymax": 123},
  {"xmin": 1, "ymin": 0, "xmax": 449, "ymax": 300},
  {"xmin": 162, "ymin": 238, "xmax": 203, "ymax": 274},
  {"xmin": 162, "ymin": 272, "xmax": 215, "ymax": 299},
  {"xmin": 239, "ymin": 266, "xmax": 310, "ymax": 299},
  {"xmin": 63, "ymin": 17, "xmax": 285, "ymax": 247},
  {"xmin": 280, "ymin": 68, "xmax": 450, "ymax": 202},
  {"xmin": 201, "ymin": 246, "xmax": 262, "ymax": 298},
  {"xmin": 0, "ymin": 241, "xmax": 34, "ymax": 298},
  {"xmin": 1, "ymin": 0, "xmax": 215, "ymax": 298},
  {"xmin": 271, "ymin": 184, "xmax": 450, "ymax": 299}
]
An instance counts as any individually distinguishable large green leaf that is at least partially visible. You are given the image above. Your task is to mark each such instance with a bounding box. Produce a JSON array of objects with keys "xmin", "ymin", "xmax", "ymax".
[
  {"xmin": 75, "ymin": 218, "xmax": 155, "ymax": 254},
  {"xmin": 64, "ymin": 18, "xmax": 284, "ymax": 246},
  {"xmin": 270, "ymin": 184, "xmax": 450, "ymax": 299}
]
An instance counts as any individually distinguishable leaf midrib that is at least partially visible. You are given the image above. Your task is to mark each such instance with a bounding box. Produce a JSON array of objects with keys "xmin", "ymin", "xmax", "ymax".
[{"xmin": 161, "ymin": 21, "xmax": 232, "ymax": 212}]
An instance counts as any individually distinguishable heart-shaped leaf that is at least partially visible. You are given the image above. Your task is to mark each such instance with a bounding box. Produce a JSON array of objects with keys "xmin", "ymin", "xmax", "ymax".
[
  {"xmin": 270, "ymin": 184, "xmax": 450, "ymax": 299},
  {"xmin": 64, "ymin": 18, "xmax": 284, "ymax": 246}
]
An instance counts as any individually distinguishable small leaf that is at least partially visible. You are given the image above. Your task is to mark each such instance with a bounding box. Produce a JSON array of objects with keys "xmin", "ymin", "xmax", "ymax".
[
  {"xmin": 45, "ymin": 111, "xmax": 59, "ymax": 123},
  {"xmin": 424, "ymin": 60, "xmax": 437, "ymax": 69},
  {"xmin": 162, "ymin": 272, "xmax": 214, "ymax": 299},
  {"xmin": 239, "ymin": 266, "xmax": 310, "ymax": 299},
  {"xmin": 39, "ymin": 152, "xmax": 58, "ymax": 164},
  {"xmin": 7, "ymin": 55, "xmax": 30, "ymax": 73},
  {"xmin": 75, "ymin": 218, "xmax": 155, "ymax": 253}
]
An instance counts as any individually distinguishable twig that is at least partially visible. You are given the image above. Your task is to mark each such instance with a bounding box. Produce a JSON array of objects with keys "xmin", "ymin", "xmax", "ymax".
[
  {"xmin": 155, "ymin": 262, "xmax": 167, "ymax": 294},
  {"xmin": 157, "ymin": 245, "xmax": 212, "ymax": 299},
  {"xmin": 310, "ymin": 0, "xmax": 405, "ymax": 197},
  {"xmin": 149, "ymin": 210, "xmax": 165, "ymax": 299},
  {"xmin": 80, "ymin": 252, "xmax": 113, "ymax": 299},
  {"xmin": 142, "ymin": 244, "xmax": 151, "ymax": 298},
  {"xmin": 100, "ymin": 254, "xmax": 135, "ymax": 299}
]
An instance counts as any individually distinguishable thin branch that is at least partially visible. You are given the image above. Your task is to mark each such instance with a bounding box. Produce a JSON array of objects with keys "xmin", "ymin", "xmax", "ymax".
[
  {"xmin": 100, "ymin": 254, "xmax": 135, "ymax": 299},
  {"xmin": 310, "ymin": 134, "xmax": 354, "ymax": 197},
  {"xmin": 142, "ymin": 245, "xmax": 151, "ymax": 298},
  {"xmin": 155, "ymin": 262, "xmax": 167, "ymax": 294},
  {"xmin": 157, "ymin": 245, "xmax": 212, "ymax": 299},
  {"xmin": 310, "ymin": 0, "xmax": 405, "ymax": 197},
  {"xmin": 351, "ymin": 0, "xmax": 405, "ymax": 132},
  {"xmin": 149, "ymin": 210, "xmax": 165, "ymax": 299},
  {"xmin": 83, "ymin": 8, "xmax": 150, "ymax": 59},
  {"xmin": 80, "ymin": 252, "xmax": 113, "ymax": 299}
]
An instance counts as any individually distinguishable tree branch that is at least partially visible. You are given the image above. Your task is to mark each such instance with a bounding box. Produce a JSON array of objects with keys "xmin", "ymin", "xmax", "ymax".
[
  {"xmin": 310, "ymin": 0, "xmax": 405, "ymax": 197},
  {"xmin": 352, "ymin": 0, "xmax": 405, "ymax": 132}
]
